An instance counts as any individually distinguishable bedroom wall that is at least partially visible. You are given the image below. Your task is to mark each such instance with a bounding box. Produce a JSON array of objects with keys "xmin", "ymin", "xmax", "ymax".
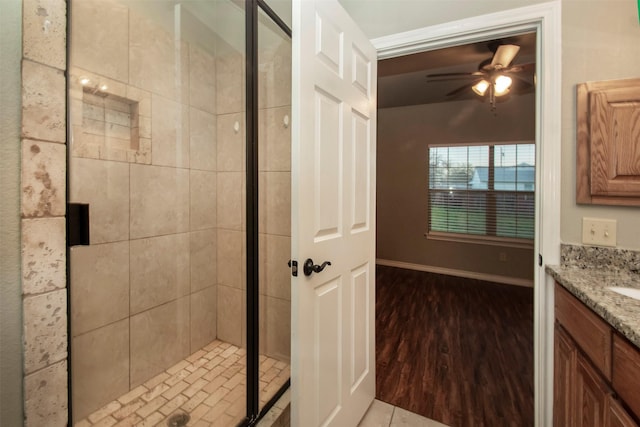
[
  {"xmin": 342, "ymin": 0, "xmax": 640, "ymax": 252},
  {"xmin": 377, "ymin": 93, "xmax": 536, "ymax": 283}
]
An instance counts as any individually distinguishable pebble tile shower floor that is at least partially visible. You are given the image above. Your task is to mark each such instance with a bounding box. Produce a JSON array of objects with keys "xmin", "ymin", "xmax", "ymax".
[{"xmin": 75, "ymin": 340, "xmax": 290, "ymax": 427}]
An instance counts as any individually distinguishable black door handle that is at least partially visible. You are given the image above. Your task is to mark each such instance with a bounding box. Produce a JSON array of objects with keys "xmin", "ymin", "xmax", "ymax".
[{"xmin": 303, "ymin": 258, "xmax": 332, "ymax": 276}]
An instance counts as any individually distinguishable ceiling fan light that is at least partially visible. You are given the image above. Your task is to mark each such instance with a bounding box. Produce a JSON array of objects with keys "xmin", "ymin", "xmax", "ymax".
[
  {"xmin": 494, "ymin": 75, "xmax": 513, "ymax": 96},
  {"xmin": 472, "ymin": 80, "xmax": 490, "ymax": 96}
]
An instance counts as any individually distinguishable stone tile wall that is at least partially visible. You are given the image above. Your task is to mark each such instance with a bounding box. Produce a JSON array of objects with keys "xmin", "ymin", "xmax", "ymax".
[{"xmin": 21, "ymin": 0, "xmax": 69, "ymax": 425}]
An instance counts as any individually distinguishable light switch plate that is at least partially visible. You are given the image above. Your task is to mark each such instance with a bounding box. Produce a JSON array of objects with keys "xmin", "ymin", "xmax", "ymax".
[{"xmin": 582, "ymin": 217, "xmax": 617, "ymax": 247}]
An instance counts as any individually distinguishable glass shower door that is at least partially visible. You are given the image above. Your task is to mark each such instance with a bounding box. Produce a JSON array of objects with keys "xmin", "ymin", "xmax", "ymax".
[{"xmin": 257, "ymin": 6, "xmax": 292, "ymax": 412}]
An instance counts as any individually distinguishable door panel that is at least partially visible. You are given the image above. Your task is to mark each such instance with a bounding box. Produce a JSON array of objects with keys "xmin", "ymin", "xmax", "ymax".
[
  {"xmin": 314, "ymin": 89, "xmax": 343, "ymax": 240},
  {"xmin": 351, "ymin": 110, "xmax": 370, "ymax": 233},
  {"xmin": 292, "ymin": 0, "xmax": 377, "ymax": 425},
  {"xmin": 350, "ymin": 263, "xmax": 370, "ymax": 391},
  {"xmin": 315, "ymin": 277, "xmax": 343, "ymax": 425}
]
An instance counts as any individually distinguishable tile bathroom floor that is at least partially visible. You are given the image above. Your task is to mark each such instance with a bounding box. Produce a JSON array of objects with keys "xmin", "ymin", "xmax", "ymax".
[
  {"xmin": 358, "ymin": 400, "xmax": 450, "ymax": 427},
  {"xmin": 75, "ymin": 339, "xmax": 290, "ymax": 427}
]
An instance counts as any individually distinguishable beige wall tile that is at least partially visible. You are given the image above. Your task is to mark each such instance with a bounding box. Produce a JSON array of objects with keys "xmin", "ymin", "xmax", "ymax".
[
  {"xmin": 190, "ymin": 170, "xmax": 217, "ymax": 231},
  {"xmin": 190, "ymin": 229, "xmax": 217, "ymax": 293},
  {"xmin": 129, "ymin": 11, "xmax": 189, "ymax": 102},
  {"xmin": 190, "ymin": 286, "xmax": 217, "ymax": 352},
  {"xmin": 189, "ymin": 44, "xmax": 216, "ymax": 115},
  {"xmin": 70, "ymin": 0, "xmax": 128, "ymax": 82},
  {"xmin": 216, "ymin": 285, "xmax": 243, "ymax": 347},
  {"xmin": 152, "ymin": 94, "xmax": 190, "ymax": 168},
  {"xmin": 24, "ymin": 360, "xmax": 68, "ymax": 427},
  {"xmin": 70, "ymin": 242, "xmax": 129, "ymax": 336},
  {"xmin": 216, "ymin": 113, "xmax": 245, "ymax": 172},
  {"xmin": 258, "ymin": 40, "xmax": 292, "ymax": 110},
  {"xmin": 130, "ymin": 297, "xmax": 190, "ymax": 387},
  {"xmin": 72, "ymin": 319, "xmax": 129, "ymax": 421},
  {"xmin": 69, "ymin": 157, "xmax": 129, "ymax": 244},
  {"xmin": 259, "ymin": 106, "xmax": 291, "ymax": 172},
  {"xmin": 130, "ymin": 164, "xmax": 190, "ymax": 239},
  {"xmin": 22, "ymin": 59, "xmax": 66, "ymax": 142},
  {"xmin": 21, "ymin": 217, "xmax": 66, "ymax": 295},
  {"xmin": 130, "ymin": 233, "xmax": 190, "ymax": 314},
  {"xmin": 126, "ymin": 86, "xmax": 152, "ymax": 118},
  {"xmin": 23, "ymin": 0, "xmax": 66, "ymax": 70},
  {"xmin": 190, "ymin": 108, "xmax": 216, "ymax": 171},
  {"xmin": 259, "ymin": 172, "xmax": 291, "ymax": 236},
  {"xmin": 216, "ymin": 50, "xmax": 244, "ymax": 114},
  {"xmin": 217, "ymin": 229, "xmax": 244, "ymax": 289},
  {"xmin": 260, "ymin": 296, "xmax": 290, "ymax": 362},
  {"xmin": 21, "ymin": 140, "xmax": 65, "ymax": 218},
  {"xmin": 23, "ymin": 289, "xmax": 67, "ymax": 374},
  {"xmin": 259, "ymin": 234, "xmax": 291, "ymax": 300},
  {"xmin": 217, "ymin": 172, "xmax": 244, "ymax": 231}
]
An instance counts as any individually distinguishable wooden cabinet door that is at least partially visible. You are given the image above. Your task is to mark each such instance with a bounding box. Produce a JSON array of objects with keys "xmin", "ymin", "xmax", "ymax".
[
  {"xmin": 575, "ymin": 352, "xmax": 610, "ymax": 427},
  {"xmin": 613, "ymin": 334, "xmax": 640, "ymax": 419},
  {"xmin": 576, "ymin": 77, "xmax": 640, "ymax": 206},
  {"xmin": 555, "ymin": 324, "xmax": 576, "ymax": 427},
  {"xmin": 607, "ymin": 396, "xmax": 639, "ymax": 427},
  {"xmin": 589, "ymin": 86, "xmax": 640, "ymax": 197}
]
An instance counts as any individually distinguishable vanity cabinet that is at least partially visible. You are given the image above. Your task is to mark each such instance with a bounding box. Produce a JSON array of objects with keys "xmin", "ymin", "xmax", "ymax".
[{"xmin": 554, "ymin": 283, "xmax": 640, "ymax": 427}]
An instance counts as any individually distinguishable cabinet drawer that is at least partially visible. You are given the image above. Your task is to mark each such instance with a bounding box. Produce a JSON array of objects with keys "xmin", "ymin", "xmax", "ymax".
[
  {"xmin": 555, "ymin": 283, "xmax": 612, "ymax": 379},
  {"xmin": 613, "ymin": 334, "xmax": 640, "ymax": 419}
]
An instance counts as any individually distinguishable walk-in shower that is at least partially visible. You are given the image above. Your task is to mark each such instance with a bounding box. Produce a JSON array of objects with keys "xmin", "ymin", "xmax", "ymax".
[{"xmin": 67, "ymin": 0, "xmax": 291, "ymax": 425}]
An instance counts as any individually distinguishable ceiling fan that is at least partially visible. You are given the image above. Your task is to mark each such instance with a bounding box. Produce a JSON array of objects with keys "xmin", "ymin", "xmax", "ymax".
[{"xmin": 426, "ymin": 44, "xmax": 534, "ymax": 110}]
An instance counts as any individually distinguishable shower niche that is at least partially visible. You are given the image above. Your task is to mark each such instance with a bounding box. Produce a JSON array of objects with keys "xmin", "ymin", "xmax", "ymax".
[
  {"xmin": 70, "ymin": 70, "xmax": 151, "ymax": 164},
  {"xmin": 67, "ymin": 1, "xmax": 292, "ymax": 425}
]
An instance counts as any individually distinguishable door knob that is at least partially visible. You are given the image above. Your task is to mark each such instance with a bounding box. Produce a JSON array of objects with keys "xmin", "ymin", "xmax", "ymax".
[{"xmin": 303, "ymin": 258, "xmax": 332, "ymax": 276}]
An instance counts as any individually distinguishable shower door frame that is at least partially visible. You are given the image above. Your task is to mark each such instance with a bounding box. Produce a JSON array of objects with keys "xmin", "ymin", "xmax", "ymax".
[{"xmin": 244, "ymin": 0, "xmax": 292, "ymax": 425}]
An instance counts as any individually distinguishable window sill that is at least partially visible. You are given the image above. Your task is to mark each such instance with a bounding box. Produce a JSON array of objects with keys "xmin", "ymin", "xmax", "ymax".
[{"xmin": 425, "ymin": 231, "xmax": 534, "ymax": 249}]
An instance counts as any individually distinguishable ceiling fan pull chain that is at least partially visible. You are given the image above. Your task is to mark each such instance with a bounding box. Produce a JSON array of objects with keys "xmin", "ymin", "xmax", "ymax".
[{"xmin": 489, "ymin": 84, "xmax": 497, "ymax": 111}]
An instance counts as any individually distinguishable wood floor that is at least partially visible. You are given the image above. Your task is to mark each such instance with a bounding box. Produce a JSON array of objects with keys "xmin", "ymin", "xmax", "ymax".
[{"xmin": 375, "ymin": 265, "xmax": 534, "ymax": 427}]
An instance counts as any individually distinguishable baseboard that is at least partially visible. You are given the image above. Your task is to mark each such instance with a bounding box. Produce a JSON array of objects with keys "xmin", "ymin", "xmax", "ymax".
[{"xmin": 376, "ymin": 259, "xmax": 534, "ymax": 288}]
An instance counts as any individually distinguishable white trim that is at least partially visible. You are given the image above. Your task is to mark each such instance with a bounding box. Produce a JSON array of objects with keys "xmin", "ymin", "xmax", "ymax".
[
  {"xmin": 372, "ymin": 3, "xmax": 561, "ymax": 426},
  {"xmin": 425, "ymin": 232, "xmax": 535, "ymax": 250},
  {"xmin": 376, "ymin": 258, "xmax": 534, "ymax": 288}
]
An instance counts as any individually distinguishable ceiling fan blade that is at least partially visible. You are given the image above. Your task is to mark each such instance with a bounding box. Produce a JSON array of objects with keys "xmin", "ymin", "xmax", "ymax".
[
  {"xmin": 510, "ymin": 74, "xmax": 535, "ymax": 88},
  {"xmin": 491, "ymin": 44, "xmax": 520, "ymax": 68},
  {"xmin": 510, "ymin": 79, "xmax": 534, "ymax": 95},
  {"xmin": 504, "ymin": 62, "xmax": 535, "ymax": 74},
  {"xmin": 446, "ymin": 82, "xmax": 475, "ymax": 97},
  {"xmin": 426, "ymin": 72, "xmax": 482, "ymax": 81}
]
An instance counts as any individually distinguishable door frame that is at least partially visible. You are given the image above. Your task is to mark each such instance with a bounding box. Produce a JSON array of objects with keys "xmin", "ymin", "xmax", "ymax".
[{"xmin": 370, "ymin": 2, "xmax": 561, "ymax": 426}]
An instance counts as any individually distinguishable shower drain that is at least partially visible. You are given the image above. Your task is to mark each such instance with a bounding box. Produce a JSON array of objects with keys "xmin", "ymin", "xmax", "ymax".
[{"xmin": 167, "ymin": 412, "xmax": 190, "ymax": 427}]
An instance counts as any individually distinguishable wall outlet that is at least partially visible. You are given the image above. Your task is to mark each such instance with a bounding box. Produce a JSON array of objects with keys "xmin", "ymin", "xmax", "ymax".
[{"xmin": 582, "ymin": 217, "xmax": 617, "ymax": 247}]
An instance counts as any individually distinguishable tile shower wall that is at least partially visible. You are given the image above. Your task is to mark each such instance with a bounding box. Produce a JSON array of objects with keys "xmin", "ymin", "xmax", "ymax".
[
  {"xmin": 18, "ymin": 0, "xmax": 290, "ymax": 422},
  {"xmin": 66, "ymin": 0, "xmax": 250, "ymax": 420}
]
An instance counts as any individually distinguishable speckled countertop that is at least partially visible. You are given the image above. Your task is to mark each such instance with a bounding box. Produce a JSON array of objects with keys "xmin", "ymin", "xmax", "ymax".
[{"xmin": 546, "ymin": 244, "xmax": 640, "ymax": 349}]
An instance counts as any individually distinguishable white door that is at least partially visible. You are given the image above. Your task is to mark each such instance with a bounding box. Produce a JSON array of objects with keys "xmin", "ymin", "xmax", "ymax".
[{"xmin": 291, "ymin": 0, "xmax": 377, "ymax": 426}]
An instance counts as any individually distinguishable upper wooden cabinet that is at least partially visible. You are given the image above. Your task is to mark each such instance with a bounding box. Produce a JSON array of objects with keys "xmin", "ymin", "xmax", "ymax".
[{"xmin": 577, "ymin": 78, "xmax": 640, "ymax": 206}]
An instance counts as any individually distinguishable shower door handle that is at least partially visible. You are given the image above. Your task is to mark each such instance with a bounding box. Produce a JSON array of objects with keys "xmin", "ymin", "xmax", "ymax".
[{"xmin": 303, "ymin": 258, "xmax": 332, "ymax": 276}]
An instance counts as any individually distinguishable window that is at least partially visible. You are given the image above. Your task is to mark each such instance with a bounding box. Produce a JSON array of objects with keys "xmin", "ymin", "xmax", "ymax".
[{"xmin": 428, "ymin": 142, "xmax": 535, "ymax": 245}]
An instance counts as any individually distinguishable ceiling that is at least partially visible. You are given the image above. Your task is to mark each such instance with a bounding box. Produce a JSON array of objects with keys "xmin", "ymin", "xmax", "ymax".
[{"xmin": 378, "ymin": 32, "xmax": 537, "ymax": 108}]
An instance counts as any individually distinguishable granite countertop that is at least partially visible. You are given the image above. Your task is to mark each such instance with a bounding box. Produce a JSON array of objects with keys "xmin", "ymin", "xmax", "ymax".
[{"xmin": 547, "ymin": 244, "xmax": 640, "ymax": 349}]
